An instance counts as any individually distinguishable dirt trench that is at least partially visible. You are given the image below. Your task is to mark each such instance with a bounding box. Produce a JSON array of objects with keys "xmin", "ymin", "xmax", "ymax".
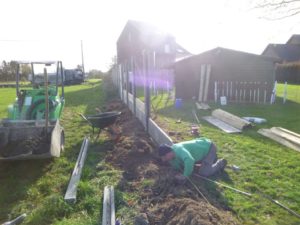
[{"xmin": 103, "ymin": 99, "xmax": 239, "ymax": 225}]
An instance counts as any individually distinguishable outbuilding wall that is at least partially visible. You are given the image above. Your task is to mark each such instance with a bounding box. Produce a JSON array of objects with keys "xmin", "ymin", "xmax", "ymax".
[{"xmin": 174, "ymin": 48, "xmax": 276, "ymax": 103}]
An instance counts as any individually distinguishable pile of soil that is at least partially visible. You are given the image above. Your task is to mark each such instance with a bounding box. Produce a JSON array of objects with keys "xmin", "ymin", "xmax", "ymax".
[
  {"xmin": 104, "ymin": 99, "xmax": 239, "ymax": 225},
  {"xmin": 0, "ymin": 135, "xmax": 50, "ymax": 157}
]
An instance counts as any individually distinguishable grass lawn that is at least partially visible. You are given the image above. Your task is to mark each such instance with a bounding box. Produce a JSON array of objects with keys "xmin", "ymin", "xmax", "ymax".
[
  {"xmin": 150, "ymin": 83, "xmax": 300, "ymax": 225},
  {"xmin": 276, "ymin": 82, "xmax": 300, "ymax": 104},
  {"xmin": 1, "ymin": 81, "xmax": 299, "ymax": 224},
  {"xmin": 0, "ymin": 79, "xmax": 136, "ymax": 224}
]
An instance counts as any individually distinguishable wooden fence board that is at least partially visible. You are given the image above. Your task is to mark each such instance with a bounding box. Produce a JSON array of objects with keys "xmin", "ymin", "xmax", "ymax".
[
  {"xmin": 203, "ymin": 116, "xmax": 241, "ymax": 133},
  {"xmin": 258, "ymin": 128, "xmax": 300, "ymax": 152}
]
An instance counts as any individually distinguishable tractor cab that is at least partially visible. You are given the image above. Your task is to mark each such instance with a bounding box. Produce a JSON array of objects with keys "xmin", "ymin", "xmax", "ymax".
[
  {"xmin": 8, "ymin": 61, "xmax": 65, "ymax": 121},
  {"xmin": 0, "ymin": 61, "xmax": 65, "ymax": 160}
]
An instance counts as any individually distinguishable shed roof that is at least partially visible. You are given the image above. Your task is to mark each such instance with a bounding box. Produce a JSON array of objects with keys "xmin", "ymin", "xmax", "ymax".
[
  {"xmin": 262, "ymin": 44, "xmax": 300, "ymax": 62},
  {"xmin": 176, "ymin": 47, "xmax": 279, "ymax": 65}
]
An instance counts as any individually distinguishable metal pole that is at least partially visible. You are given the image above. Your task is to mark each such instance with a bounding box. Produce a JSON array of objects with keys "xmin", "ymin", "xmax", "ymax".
[
  {"xmin": 194, "ymin": 174, "xmax": 252, "ymax": 197},
  {"xmin": 31, "ymin": 62, "xmax": 35, "ymax": 84},
  {"xmin": 260, "ymin": 192, "xmax": 300, "ymax": 219},
  {"xmin": 126, "ymin": 61, "xmax": 129, "ymax": 106},
  {"xmin": 195, "ymin": 174, "xmax": 300, "ymax": 219},
  {"xmin": 56, "ymin": 62, "xmax": 59, "ymax": 95},
  {"xmin": 132, "ymin": 56, "xmax": 136, "ymax": 115},
  {"xmin": 145, "ymin": 52, "xmax": 151, "ymax": 131},
  {"xmin": 44, "ymin": 68, "xmax": 49, "ymax": 137},
  {"xmin": 186, "ymin": 177, "xmax": 210, "ymax": 205},
  {"xmin": 81, "ymin": 40, "xmax": 85, "ymax": 77},
  {"xmin": 16, "ymin": 63, "xmax": 20, "ymax": 97},
  {"xmin": 60, "ymin": 61, "xmax": 65, "ymax": 98}
]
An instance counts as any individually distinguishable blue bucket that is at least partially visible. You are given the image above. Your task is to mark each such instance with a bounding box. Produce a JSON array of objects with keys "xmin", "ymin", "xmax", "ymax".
[{"xmin": 175, "ymin": 98, "xmax": 182, "ymax": 109}]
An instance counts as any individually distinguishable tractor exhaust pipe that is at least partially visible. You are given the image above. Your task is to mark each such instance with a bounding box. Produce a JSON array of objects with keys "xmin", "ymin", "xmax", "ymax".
[{"xmin": 44, "ymin": 68, "xmax": 49, "ymax": 138}]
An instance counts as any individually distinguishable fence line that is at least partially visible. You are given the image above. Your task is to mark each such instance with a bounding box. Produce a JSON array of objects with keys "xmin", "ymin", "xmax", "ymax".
[
  {"xmin": 214, "ymin": 81, "xmax": 270, "ymax": 104},
  {"xmin": 111, "ymin": 59, "xmax": 173, "ymax": 146}
]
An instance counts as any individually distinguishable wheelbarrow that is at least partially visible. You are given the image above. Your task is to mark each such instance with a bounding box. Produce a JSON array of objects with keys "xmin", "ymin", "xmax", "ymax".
[{"xmin": 80, "ymin": 111, "xmax": 121, "ymax": 140}]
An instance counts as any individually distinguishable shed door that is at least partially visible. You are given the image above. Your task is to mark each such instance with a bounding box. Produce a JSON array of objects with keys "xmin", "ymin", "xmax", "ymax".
[{"xmin": 198, "ymin": 64, "xmax": 211, "ymax": 102}]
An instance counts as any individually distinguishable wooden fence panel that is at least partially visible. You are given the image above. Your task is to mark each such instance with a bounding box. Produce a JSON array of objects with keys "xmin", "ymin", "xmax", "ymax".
[{"xmin": 214, "ymin": 80, "xmax": 270, "ymax": 104}]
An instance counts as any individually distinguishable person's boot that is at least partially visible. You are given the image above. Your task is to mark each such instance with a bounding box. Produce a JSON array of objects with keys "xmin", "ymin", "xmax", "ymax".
[
  {"xmin": 198, "ymin": 159, "xmax": 227, "ymax": 177},
  {"xmin": 218, "ymin": 158, "xmax": 227, "ymax": 171}
]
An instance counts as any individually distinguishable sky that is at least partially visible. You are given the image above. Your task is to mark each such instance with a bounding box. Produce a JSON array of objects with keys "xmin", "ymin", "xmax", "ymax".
[{"xmin": 0, "ymin": 0, "xmax": 299, "ymax": 72}]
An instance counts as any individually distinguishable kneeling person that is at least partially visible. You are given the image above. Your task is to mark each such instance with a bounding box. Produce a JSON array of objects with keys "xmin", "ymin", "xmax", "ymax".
[{"xmin": 159, "ymin": 138, "xmax": 227, "ymax": 182}]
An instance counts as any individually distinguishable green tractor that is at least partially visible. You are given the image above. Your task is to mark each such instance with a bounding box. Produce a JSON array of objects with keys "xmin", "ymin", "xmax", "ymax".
[{"xmin": 0, "ymin": 61, "xmax": 65, "ymax": 160}]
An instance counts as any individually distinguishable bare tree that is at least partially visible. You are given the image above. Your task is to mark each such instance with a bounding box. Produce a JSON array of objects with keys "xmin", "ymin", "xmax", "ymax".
[{"xmin": 253, "ymin": 0, "xmax": 300, "ymax": 20}]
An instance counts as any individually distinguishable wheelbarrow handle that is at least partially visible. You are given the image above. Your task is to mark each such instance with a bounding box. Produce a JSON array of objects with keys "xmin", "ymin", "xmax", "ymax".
[{"xmin": 79, "ymin": 113, "xmax": 93, "ymax": 127}]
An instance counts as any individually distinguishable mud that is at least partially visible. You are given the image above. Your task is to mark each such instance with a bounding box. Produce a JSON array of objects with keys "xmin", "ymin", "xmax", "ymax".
[
  {"xmin": 103, "ymin": 99, "xmax": 239, "ymax": 225},
  {"xmin": 0, "ymin": 135, "xmax": 50, "ymax": 157}
]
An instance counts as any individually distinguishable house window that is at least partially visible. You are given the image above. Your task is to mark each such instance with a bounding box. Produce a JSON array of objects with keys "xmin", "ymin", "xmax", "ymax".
[{"xmin": 165, "ymin": 44, "xmax": 170, "ymax": 53}]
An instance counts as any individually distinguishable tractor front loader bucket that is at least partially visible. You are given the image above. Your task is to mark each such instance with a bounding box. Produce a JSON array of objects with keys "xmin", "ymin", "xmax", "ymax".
[{"xmin": 0, "ymin": 120, "xmax": 64, "ymax": 160}]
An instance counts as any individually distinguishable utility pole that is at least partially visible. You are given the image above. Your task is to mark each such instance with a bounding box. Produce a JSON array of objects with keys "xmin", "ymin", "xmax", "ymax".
[{"xmin": 81, "ymin": 40, "xmax": 85, "ymax": 77}]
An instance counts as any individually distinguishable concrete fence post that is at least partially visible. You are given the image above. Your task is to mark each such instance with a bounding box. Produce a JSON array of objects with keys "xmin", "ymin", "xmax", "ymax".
[
  {"xmin": 283, "ymin": 81, "xmax": 287, "ymax": 104},
  {"xmin": 270, "ymin": 80, "xmax": 277, "ymax": 104}
]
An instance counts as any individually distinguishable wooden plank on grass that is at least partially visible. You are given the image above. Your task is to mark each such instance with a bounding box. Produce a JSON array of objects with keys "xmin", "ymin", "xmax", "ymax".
[
  {"xmin": 212, "ymin": 109, "xmax": 251, "ymax": 130},
  {"xmin": 272, "ymin": 127, "xmax": 300, "ymax": 140},
  {"xmin": 64, "ymin": 137, "xmax": 89, "ymax": 203},
  {"xmin": 258, "ymin": 128, "xmax": 300, "ymax": 152},
  {"xmin": 195, "ymin": 102, "xmax": 210, "ymax": 110},
  {"xmin": 203, "ymin": 116, "xmax": 241, "ymax": 133}
]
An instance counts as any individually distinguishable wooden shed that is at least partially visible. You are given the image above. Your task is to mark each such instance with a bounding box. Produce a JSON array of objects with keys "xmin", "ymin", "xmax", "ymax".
[{"xmin": 174, "ymin": 47, "xmax": 278, "ymax": 103}]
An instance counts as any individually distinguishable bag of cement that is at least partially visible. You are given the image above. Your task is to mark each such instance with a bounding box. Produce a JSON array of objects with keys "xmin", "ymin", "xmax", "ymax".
[{"xmin": 243, "ymin": 117, "xmax": 267, "ymax": 124}]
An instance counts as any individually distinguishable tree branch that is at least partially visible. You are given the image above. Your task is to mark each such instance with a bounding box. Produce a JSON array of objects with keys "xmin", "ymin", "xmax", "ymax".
[
  {"xmin": 259, "ymin": 9, "xmax": 300, "ymax": 20},
  {"xmin": 286, "ymin": 6, "xmax": 300, "ymax": 13},
  {"xmin": 253, "ymin": 0, "xmax": 300, "ymax": 20},
  {"xmin": 255, "ymin": 0, "xmax": 300, "ymax": 8}
]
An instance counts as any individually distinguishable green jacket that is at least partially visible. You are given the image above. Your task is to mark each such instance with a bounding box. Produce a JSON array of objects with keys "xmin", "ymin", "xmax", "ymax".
[{"xmin": 170, "ymin": 138, "xmax": 212, "ymax": 177}]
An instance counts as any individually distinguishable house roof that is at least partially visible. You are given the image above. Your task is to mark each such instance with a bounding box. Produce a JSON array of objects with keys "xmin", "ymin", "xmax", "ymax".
[
  {"xmin": 176, "ymin": 47, "xmax": 279, "ymax": 65},
  {"xmin": 117, "ymin": 20, "xmax": 171, "ymax": 48},
  {"xmin": 117, "ymin": 20, "xmax": 191, "ymax": 57},
  {"xmin": 129, "ymin": 20, "xmax": 168, "ymax": 38},
  {"xmin": 286, "ymin": 34, "xmax": 300, "ymax": 45},
  {"xmin": 262, "ymin": 44, "xmax": 300, "ymax": 62},
  {"xmin": 174, "ymin": 43, "xmax": 193, "ymax": 59}
]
